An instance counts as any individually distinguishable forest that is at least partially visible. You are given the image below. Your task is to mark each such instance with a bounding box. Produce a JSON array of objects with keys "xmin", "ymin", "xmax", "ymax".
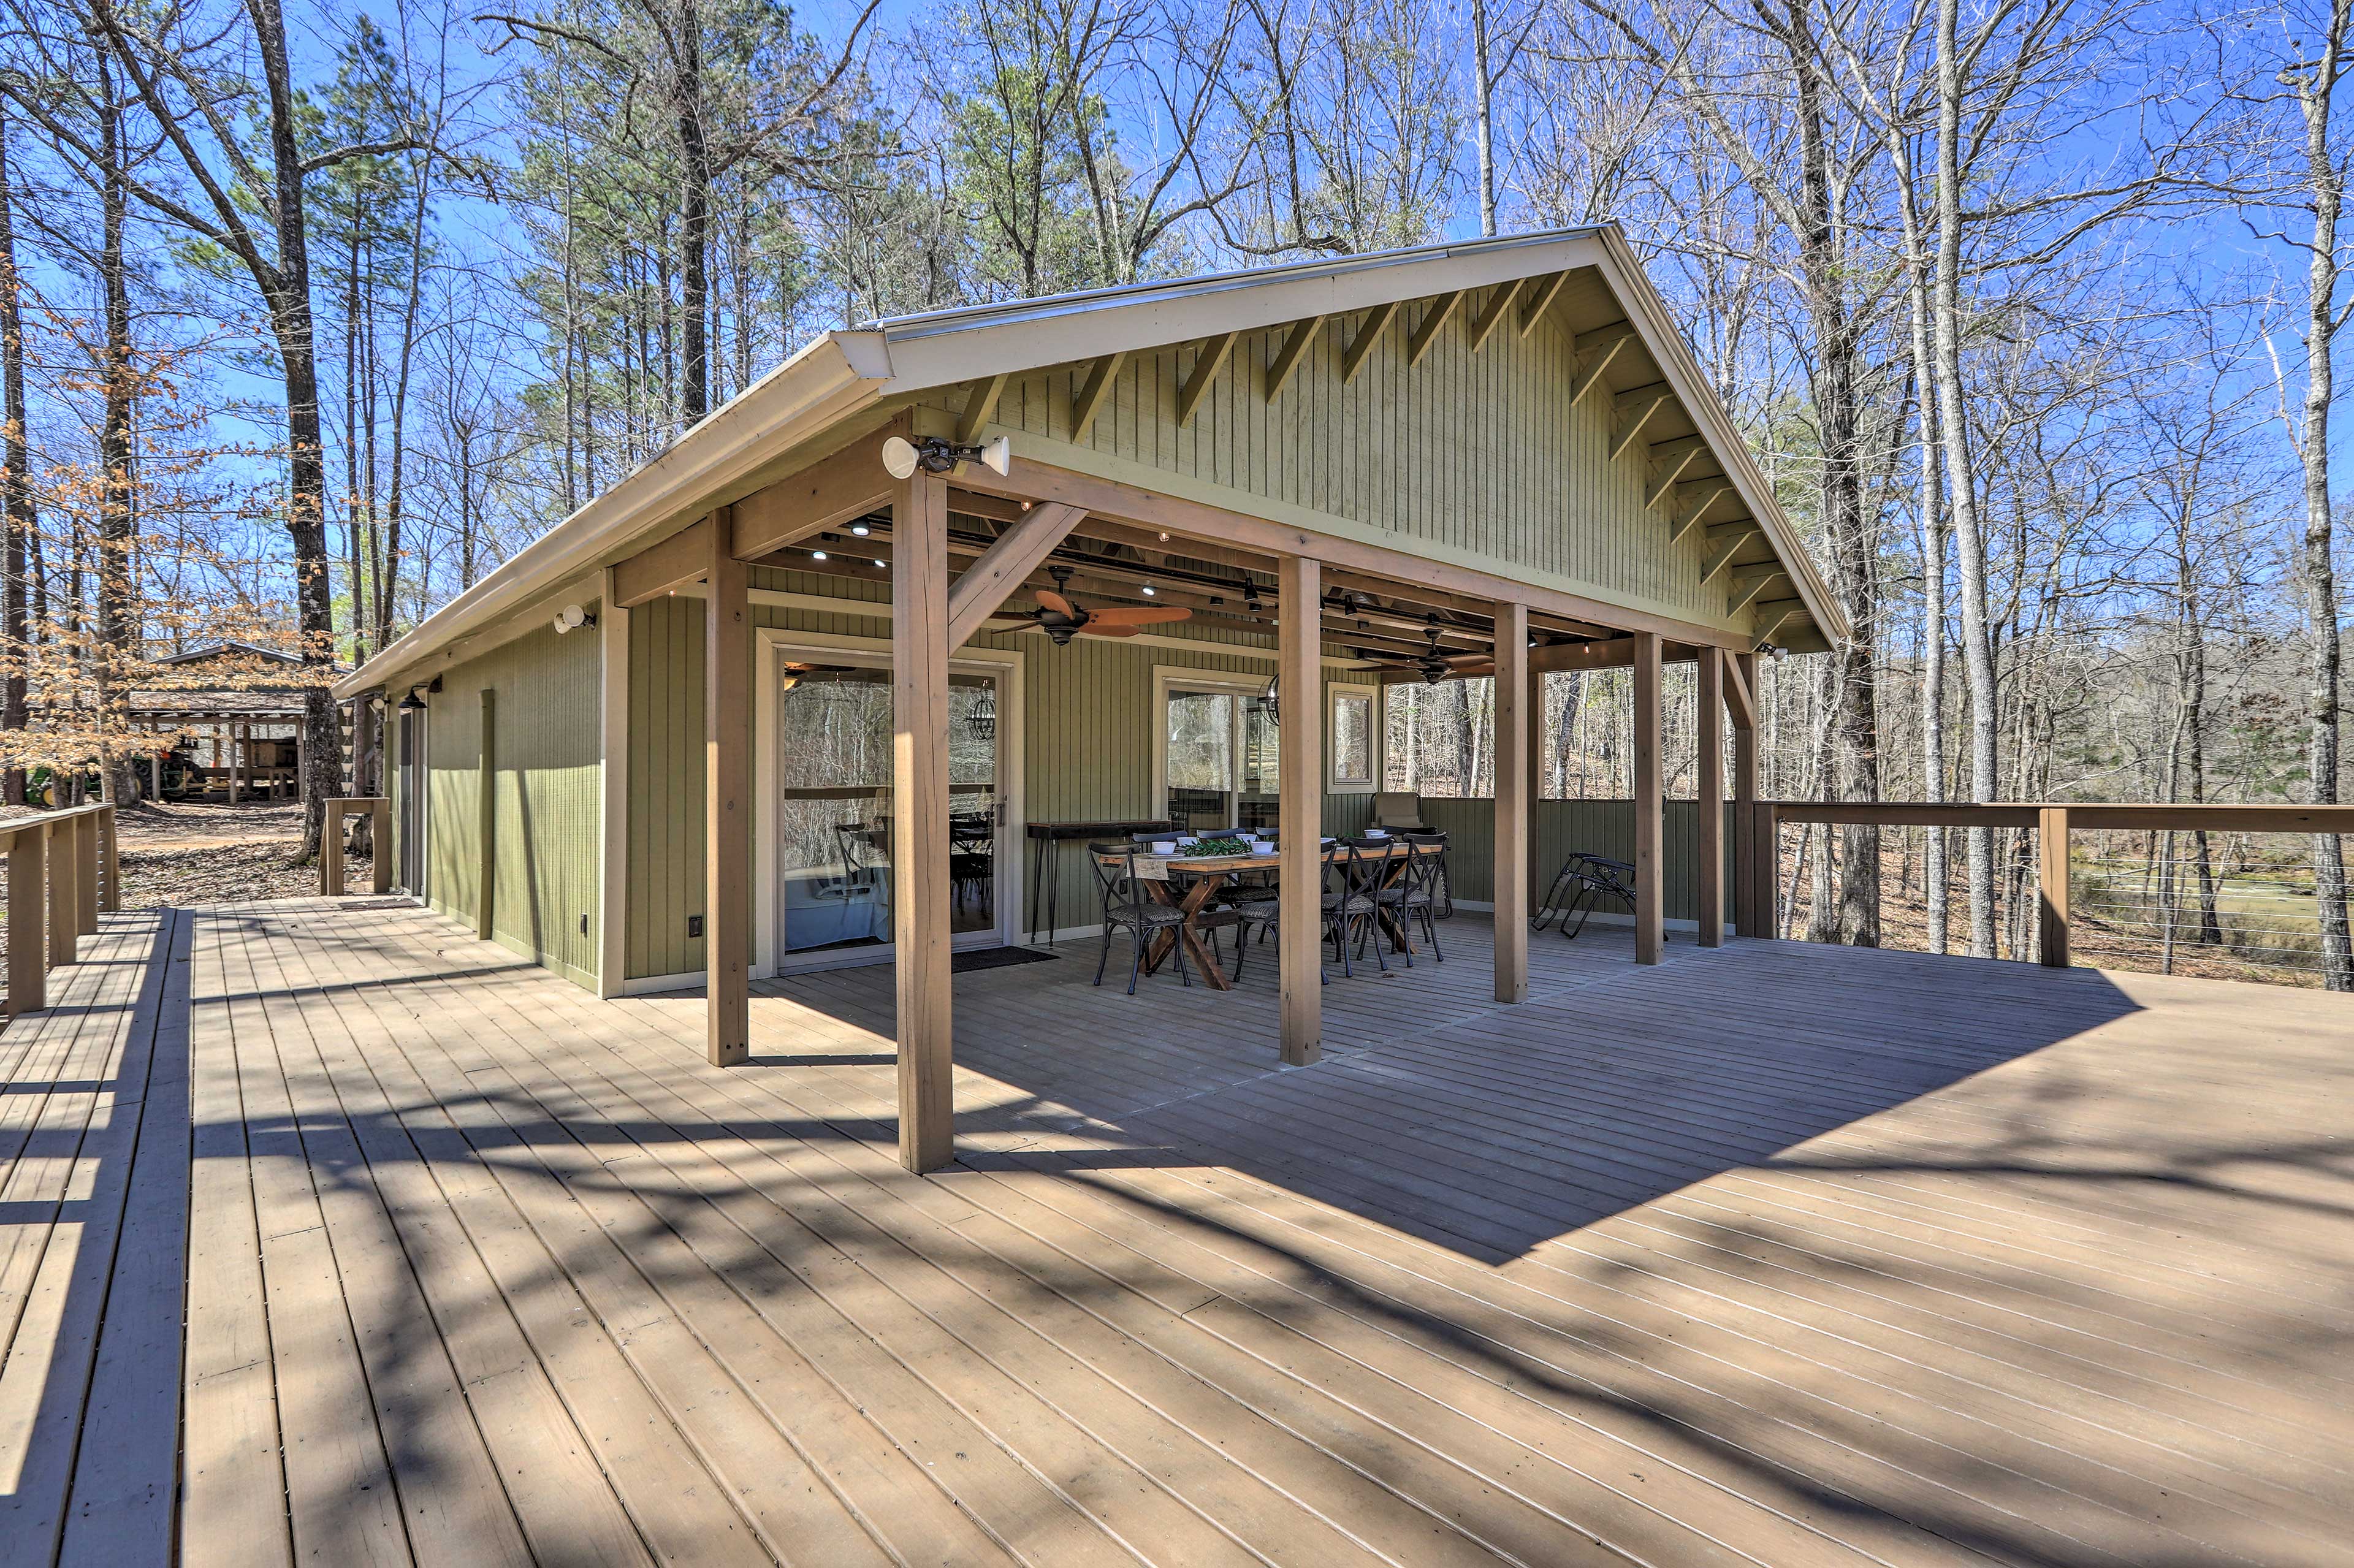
[{"xmin": 0, "ymin": 0, "xmax": 2345, "ymax": 983}]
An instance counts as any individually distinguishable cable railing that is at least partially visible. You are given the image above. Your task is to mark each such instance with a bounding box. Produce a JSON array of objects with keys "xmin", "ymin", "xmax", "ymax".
[
  {"xmin": 1755, "ymin": 801, "xmax": 2354, "ymax": 985},
  {"xmin": 0, "ymin": 802, "xmax": 123, "ymax": 1016}
]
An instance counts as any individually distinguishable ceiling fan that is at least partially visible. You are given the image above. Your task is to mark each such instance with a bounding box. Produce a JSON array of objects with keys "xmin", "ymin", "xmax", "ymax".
[
  {"xmin": 1358, "ymin": 620, "xmax": 1466, "ymax": 685},
  {"xmin": 1032, "ymin": 565, "xmax": 1192, "ymax": 645}
]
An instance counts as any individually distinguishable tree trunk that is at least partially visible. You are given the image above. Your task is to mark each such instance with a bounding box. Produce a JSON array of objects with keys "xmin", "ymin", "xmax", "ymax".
[
  {"xmin": 94, "ymin": 51, "xmax": 137, "ymax": 804},
  {"xmin": 0, "ymin": 110, "xmax": 30, "ymax": 807},
  {"xmin": 678, "ymin": 0, "xmax": 710, "ymax": 427}
]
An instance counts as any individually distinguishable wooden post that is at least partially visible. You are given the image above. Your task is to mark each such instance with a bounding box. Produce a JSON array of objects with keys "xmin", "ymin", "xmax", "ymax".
[
  {"xmin": 1632, "ymin": 630, "xmax": 1664, "ymax": 964},
  {"xmin": 47, "ymin": 820, "xmax": 77, "ymax": 967},
  {"xmin": 8, "ymin": 826, "xmax": 45, "ymax": 1014},
  {"xmin": 707, "ymin": 510, "xmax": 752, "ymax": 1070},
  {"xmin": 1492, "ymin": 600, "xmax": 1529, "ymax": 1003},
  {"xmin": 477, "ymin": 692, "xmax": 497, "ymax": 940},
  {"xmin": 296, "ymin": 725, "xmax": 308, "ymax": 804},
  {"xmin": 99, "ymin": 805, "xmax": 118, "ymax": 913},
  {"xmin": 1697, "ymin": 647, "xmax": 1725, "ymax": 947},
  {"xmin": 2038, "ymin": 806, "xmax": 2070, "ymax": 968},
  {"xmin": 892, "ymin": 478, "xmax": 954, "ymax": 1164},
  {"xmin": 1731, "ymin": 652, "xmax": 1761, "ymax": 935},
  {"xmin": 321, "ymin": 801, "xmax": 345, "ymax": 896},
  {"xmin": 75, "ymin": 811, "xmax": 98, "ymax": 935},
  {"xmin": 1277, "ymin": 554, "xmax": 1324, "ymax": 1064},
  {"xmin": 230, "ymin": 722, "xmax": 244, "ymax": 804},
  {"xmin": 148, "ymin": 749, "xmax": 162, "ymax": 800},
  {"xmin": 371, "ymin": 799, "xmax": 393, "ymax": 895}
]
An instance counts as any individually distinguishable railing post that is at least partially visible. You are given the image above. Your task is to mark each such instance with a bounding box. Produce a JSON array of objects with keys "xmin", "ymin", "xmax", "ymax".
[
  {"xmin": 99, "ymin": 805, "xmax": 119, "ymax": 913},
  {"xmin": 7, "ymin": 826, "xmax": 44, "ymax": 1014},
  {"xmin": 371, "ymin": 798, "xmax": 393, "ymax": 894},
  {"xmin": 1754, "ymin": 801, "xmax": 1780, "ymax": 938},
  {"xmin": 75, "ymin": 810, "xmax": 98, "ymax": 935},
  {"xmin": 2037, "ymin": 806, "xmax": 2071, "ymax": 968},
  {"xmin": 322, "ymin": 802, "xmax": 346, "ymax": 897},
  {"xmin": 47, "ymin": 819, "xmax": 77, "ymax": 967}
]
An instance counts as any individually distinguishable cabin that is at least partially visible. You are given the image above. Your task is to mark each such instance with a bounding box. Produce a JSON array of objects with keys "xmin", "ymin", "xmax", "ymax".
[{"xmin": 337, "ymin": 226, "xmax": 1843, "ymax": 1172}]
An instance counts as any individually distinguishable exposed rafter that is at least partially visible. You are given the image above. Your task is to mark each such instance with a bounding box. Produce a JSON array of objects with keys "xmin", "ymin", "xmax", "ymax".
[
  {"xmin": 1464, "ymin": 280, "xmax": 1523, "ymax": 353},
  {"xmin": 1404, "ymin": 291, "xmax": 1462, "ymax": 365},
  {"xmin": 1751, "ymin": 598, "xmax": 1806, "ymax": 647},
  {"xmin": 1340, "ymin": 301, "xmax": 1400, "ymax": 383},
  {"xmin": 1644, "ymin": 436, "xmax": 1707, "ymax": 509},
  {"xmin": 1725, "ymin": 565, "xmax": 1786, "ymax": 616},
  {"xmin": 1175, "ymin": 332, "xmax": 1237, "ymax": 428},
  {"xmin": 1069, "ymin": 351, "xmax": 1126, "ymax": 440},
  {"xmin": 1567, "ymin": 322, "xmax": 1635, "ymax": 409},
  {"xmin": 1668, "ymin": 478, "xmax": 1734, "ymax": 544},
  {"xmin": 1264, "ymin": 315, "xmax": 1325, "ymax": 401},
  {"xmin": 1701, "ymin": 522, "xmax": 1762, "ymax": 586},
  {"xmin": 1517, "ymin": 272, "xmax": 1569, "ymax": 337},
  {"xmin": 1610, "ymin": 383, "xmax": 1673, "ymax": 460},
  {"xmin": 955, "ymin": 373, "xmax": 1008, "ymax": 444}
]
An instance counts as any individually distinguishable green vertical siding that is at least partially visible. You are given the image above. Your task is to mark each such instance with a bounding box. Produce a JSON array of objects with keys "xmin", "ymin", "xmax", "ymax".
[
  {"xmin": 1423, "ymin": 796, "xmax": 1735, "ymax": 927},
  {"xmin": 424, "ymin": 612, "xmax": 603, "ymax": 986},
  {"xmin": 916, "ymin": 292, "xmax": 1743, "ymax": 634}
]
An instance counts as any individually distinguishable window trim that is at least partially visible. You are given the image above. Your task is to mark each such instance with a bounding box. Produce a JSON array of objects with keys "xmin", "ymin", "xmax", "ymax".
[{"xmin": 1327, "ymin": 681, "xmax": 1379, "ymax": 794}]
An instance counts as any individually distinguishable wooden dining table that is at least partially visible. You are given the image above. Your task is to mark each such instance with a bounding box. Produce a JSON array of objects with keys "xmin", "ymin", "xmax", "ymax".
[{"xmin": 1124, "ymin": 840, "xmax": 1420, "ymax": 991}]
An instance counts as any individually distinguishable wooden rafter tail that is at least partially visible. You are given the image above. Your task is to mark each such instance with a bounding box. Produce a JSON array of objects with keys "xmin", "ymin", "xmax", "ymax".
[
  {"xmin": 1644, "ymin": 436, "xmax": 1707, "ymax": 509},
  {"xmin": 1668, "ymin": 479, "xmax": 1734, "ymax": 545},
  {"xmin": 1263, "ymin": 315, "xmax": 1325, "ymax": 402},
  {"xmin": 1175, "ymin": 332, "xmax": 1238, "ymax": 428},
  {"xmin": 1463, "ymin": 280, "xmax": 1523, "ymax": 354},
  {"xmin": 1404, "ymin": 290, "xmax": 1462, "ymax": 366},
  {"xmin": 1567, "ymin": 324, "xmax": 1634, "ymax": 409},
  {"xmin": 1725, "ymin": 565, "xmax": 1786, "ymax": 616},
  {"xmin": 1517, "ymin": 272, "xmax": 1569, "ymax": 337},
  {"xmin": 1070, "ymin": 351, "xmax": 1126, "ymax": 440},
  {"xmin": 1340, "ymin": 301, "xmax": 1400, "ymax": 384},
  {"xmin": 1610, "ymin": 384, "xmax": 1673, "ymax": 460},
  {"xmin": 955, "ymin": 372, "xmax": 1009, "ymax": 445}
]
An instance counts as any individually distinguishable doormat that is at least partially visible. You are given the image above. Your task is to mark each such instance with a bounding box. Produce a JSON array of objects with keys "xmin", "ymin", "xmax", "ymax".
[{"xmin": 952, "ymin": 946, "xmax": 1062, "ymax": 975}]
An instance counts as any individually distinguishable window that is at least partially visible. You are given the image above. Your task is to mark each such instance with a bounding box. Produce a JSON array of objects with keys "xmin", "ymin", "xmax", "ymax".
[
  {"xmin": 1383, "ymin": 677, "xmax": 1496, "ymax": 797},
  {"xmin": 1328, "ymin": 683, "xmax": 1377, "ymax": 792},
  {"xmin": 1155, "ymin": 670, "xmax": 1279, "ymax": 832}
]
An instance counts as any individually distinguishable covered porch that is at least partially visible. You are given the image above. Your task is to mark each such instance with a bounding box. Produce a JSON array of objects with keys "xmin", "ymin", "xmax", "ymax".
[{"xmin": 9, "ymin": 896, "xmax": 2352, "ymax": 1565}]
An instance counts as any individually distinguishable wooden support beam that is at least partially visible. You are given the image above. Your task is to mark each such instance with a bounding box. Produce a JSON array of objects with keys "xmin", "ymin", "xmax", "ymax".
[
  {"xmin": 1070, "ymin": 351, "xmax": 1126, "ymax": 439},
  {"xmin": 1263, "ymin": 316, "xmax": 1324, "ymax": 401},
  {"xmin": 1633, "ymin": 630, "xmax": 1664, "ymax": 965},
  {"xmin": 1610, "ymin": 384, "xmax": 1673, "ymax": 460},
  {"xmin": 706, "ymin": 509, "xmax": 750, "ymax": 1068},
  {"xmin": 1731, "ymin": 652, "xmax": 1763, "ymax": 937},
  {"xmin": 99, "ymin": 805, "xmax": 119, "ymax": 911},
  {"xmin": 370, "ymin": 799, "xmax": 391, "ymax": 895},
  {"xmin": 954, "ymin": 373, "xmax": 1008, "ymax": 444},
  {"xmin": 8, "ymin": 825, "xmax": 44, "ymax": 1014},
  {"xmin": 1726, "ymin": 566, "xmax": 1786, "ymax": 615},
  {"xmin": 1644, "ymin": 437, "xmax": 1708, "ymax": 509},
  {"xmin": 1701, "ymin": 524, "xmax": 1759, "ymax": 586},
  {"xmin": 1464, "ymin": 281, "xmax": 1522, "ymax": 353},
  {"xmin": 1669, "ymin": 481, "xmax": 1735, "ymax": 546},
  {"xmin": 1697, "ymin": 647, "xmax": 1725, "ymax": 948},
  {"xmin": 614, "ymin": 515, "xmax": 711, "ymax": 607},
  {"xmin": 1340, "ymin": 302, "xmax": 1399, "ymax": 384},
  {"xmin": 893, "ymin": 472, "xmax": 956, "ymax": 1170},
  {"xmin": 2038, "ymin": 806, "xmax": 2071, "ymax": 967},
  {"xmin": 1723, "ymin": 645, "xmax": 1758, "ymax": 731},
  {"xmin": 1175, "ymin": 332, "xmax": 1237, "ymax": 428},
  {"xmin": 1404, "ymin": 291, "xmax": 1461, "ymax": 365},
  {"xmin": 1278, "ymin": 554, "xmax": 1323, "ymax": 1066},
  {"xmin": 945, "ymin": 503, "xmax": 1086, "ymax": 648},
  {"xmin": 1751, "ymin": 598, "xmax": 1806, "ymax": 645},
  {"xmin": 1493, "ymin": 601, "xmax": 1529, "ymax": 1003},
  {"xmin": 1517, "ymin": 272, "xmax": 1569, "ymax": 337},
  {"xmin": 476, "ymin": 692, "xmax": 497, "ymax": 940},
  {"xmin": 1567, "ymin": 324, "xmax": 1634, "ymax": 409},
  {"xmin": 731, "ymin": 422, "xmax": 905, "ymax": 560}
]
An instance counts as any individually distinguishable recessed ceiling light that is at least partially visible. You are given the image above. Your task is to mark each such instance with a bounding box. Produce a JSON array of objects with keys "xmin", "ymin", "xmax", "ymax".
[
  {"xmin": 873, "ymin": 558, "xmax": 886, "ymax": 568},
  {"xmin": 850, "ymin": 523, "xmax": 869, "ymax": 536},
  {"xmin": 1141, "ymin": 584, "xmax": 1157, "ymax": 596},
  {"xmin": 810, "ymin": 550, "xmax": 828, "ymax": 561}
]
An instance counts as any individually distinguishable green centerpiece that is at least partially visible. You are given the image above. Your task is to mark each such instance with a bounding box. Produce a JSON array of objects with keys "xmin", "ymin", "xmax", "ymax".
[{"xmin": 1191, "ymin": 835, "xmax": 1251, "ymax": 858}]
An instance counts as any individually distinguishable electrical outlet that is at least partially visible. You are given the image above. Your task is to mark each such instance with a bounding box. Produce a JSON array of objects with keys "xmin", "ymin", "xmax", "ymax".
[{"xmin": 688, "ymin": 915, "xmax": 704, "ymax": 938}]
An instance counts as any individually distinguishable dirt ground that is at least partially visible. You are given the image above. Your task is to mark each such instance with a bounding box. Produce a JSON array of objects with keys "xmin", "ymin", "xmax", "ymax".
[{"xmin": 1, "ymin": 799, "xmax": 375, "ymax": 921}]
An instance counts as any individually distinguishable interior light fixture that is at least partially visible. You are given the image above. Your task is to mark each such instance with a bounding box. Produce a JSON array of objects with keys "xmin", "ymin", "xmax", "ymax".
[
  {"xmin": 850, "ymin": 523, "xmax": 870, "ymax": 536},
  {"xmin": 810, "ymin": 549, "xmax": 829, "ymax": 561},
  {"xmin": 1140, "ymin": 584, "xmax": 1157, "ymax": 596},
  {"xmin": 873, "ymin": 558, "xmax": 886, "ymax": 568}
]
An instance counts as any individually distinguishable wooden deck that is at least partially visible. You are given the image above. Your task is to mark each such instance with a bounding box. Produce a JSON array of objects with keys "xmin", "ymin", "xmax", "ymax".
[{"xmin": 4, "ymin": 899, "xmax": 2353, "ymax": 1567}]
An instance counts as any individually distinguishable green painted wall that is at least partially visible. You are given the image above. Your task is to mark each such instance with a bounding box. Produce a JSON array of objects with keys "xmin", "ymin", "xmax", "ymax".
[
  {"xmin": 421, "ymin": 612, "xmax": 603, "ymax": 986},
  {"xmin": 914, "ymin": 300, "xmax": 1742, "ymax": 634},
  {"xmin": 1421, "ymin": 797, "xmax": 1735, "ymax": 928}
]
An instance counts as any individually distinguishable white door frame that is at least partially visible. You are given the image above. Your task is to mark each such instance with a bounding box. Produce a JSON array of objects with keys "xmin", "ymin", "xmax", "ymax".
[{"xmin": 754, "ymin": 626, "xmax": 1025, "ymax": 976}]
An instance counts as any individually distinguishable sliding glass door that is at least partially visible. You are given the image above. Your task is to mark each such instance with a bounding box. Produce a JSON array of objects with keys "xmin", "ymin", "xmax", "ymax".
[{"xmin": 771, "ymin": 648, "xmax": 1011, "ymax": 970}]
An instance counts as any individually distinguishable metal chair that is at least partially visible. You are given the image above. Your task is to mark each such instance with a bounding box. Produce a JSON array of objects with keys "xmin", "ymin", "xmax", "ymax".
[
  {"xmin": 1374, "ymin": 839, "xmax": 1445, "ymax": 965},
  {"xmin": 1401, "ymin": 829, "xmax": 1453, "ymax": 919},
  {"xmin": 1087, "ymin": 842, "xmax": 1195, "ymax": 994},
  {"xmin": 1325, "ymin": 842, "xmax": 1387, "ymax": 976},
  {"xmin": 1534, "ymin": 851, "xmax": 1639, "ymax": 940}
]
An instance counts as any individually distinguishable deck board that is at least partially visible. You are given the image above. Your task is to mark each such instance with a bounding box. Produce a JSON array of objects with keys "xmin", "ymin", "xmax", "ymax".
[{"xmin": 3, "ymin": 896, "xmax": 2352, "ymax": 1565}]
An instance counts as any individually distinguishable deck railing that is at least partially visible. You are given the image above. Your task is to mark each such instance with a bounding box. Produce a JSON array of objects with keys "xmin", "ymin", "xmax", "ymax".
[
  {"xmin": 1, "ymin": 802, "xmax": 121, "ymax": 1015},
  {"xmin": 1759, "ymin": 800, "xmax": 2354, "ymax": 975},
  {"xmin": 320, "ymin": 796, "xmax": 392, "ymax": 897}
]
